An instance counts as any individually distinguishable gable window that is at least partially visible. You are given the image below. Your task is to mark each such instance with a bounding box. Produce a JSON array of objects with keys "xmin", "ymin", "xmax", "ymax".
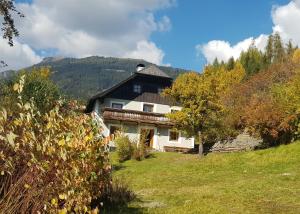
[
  {"xmin": 133, "ymin": 84, "xmax": 141, "ymax": 93},
  {"xmin": 169, "ymin": 130, "xmax": 179, "ymax": 141},
  {"xmin": 111, "ymin": 102, "xmax": 123, "ymax": 109},
  {"xmin": 143, "ymin": 104, "xmax": 154, "ymax": 112}
]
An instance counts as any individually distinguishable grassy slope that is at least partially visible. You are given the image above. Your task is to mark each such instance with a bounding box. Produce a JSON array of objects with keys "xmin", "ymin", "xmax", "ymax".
[{"xmin": 112, "ymin": 142, "xmax": 300, "ymax": 214}]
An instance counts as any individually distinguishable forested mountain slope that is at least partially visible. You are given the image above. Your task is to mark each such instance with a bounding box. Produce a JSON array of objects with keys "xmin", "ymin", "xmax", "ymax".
[{"xmin": 29, "ymin": 56, "xmax": 188, "ymax": 100}]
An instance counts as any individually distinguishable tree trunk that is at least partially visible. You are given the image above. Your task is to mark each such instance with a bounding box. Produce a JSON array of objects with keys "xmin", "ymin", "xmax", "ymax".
[{"xmin": 198, "ymin": 131, "xmax": 204, "ymax": 157}]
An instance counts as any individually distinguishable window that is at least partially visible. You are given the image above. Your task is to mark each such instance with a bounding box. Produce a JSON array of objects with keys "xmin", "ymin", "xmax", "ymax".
[
  {"xmin": 133, "ymin": 84, "xmax": 141, "ymax": 93},
  {"xmin": 109, "ymin": 125, "xmax": 121, "ymax": 139},
  {"xmin": 111, "ymin": 102, "xmax": 123, "ymax": 109},
  {"xmin": 169, "ymin": 130, "xmax": 179, "ymax": 141},
  {"xmin": 157, "ymin": 87, "xmax": 164, "ymax": 94},
  {"xmin": 143, "ymin": 104, "xmax": 154, "ymax": 112},
  {"xmin": 171, "ymin": 109, "xmax": 178, "ymax": 113}
]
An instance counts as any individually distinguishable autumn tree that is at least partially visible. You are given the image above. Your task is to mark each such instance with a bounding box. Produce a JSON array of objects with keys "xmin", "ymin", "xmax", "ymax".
[
  {"xmin": 164, "ymin": 63, "xmax": 245, "ymax": 156},
  {"xmin": 0, "ymin": 67, "xmax": 60, "ymax": 113},
  {"xmin": 271, "ymin": 64, "xmax": 300, "ymax": 140},
  {"xmin": 224, "ymin": 59, "xmax": 298, "ymax": 146},
  {"xmin": 292, "ymin": 49, "xmax": 300, "ymax": 64}
]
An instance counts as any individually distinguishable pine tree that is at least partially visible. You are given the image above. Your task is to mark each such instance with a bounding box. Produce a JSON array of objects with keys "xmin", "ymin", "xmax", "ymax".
[
  {"xmin": 273, "ymin": 32, "xmax": 285, "ymax": 63},
  {"xmin": 240, "ymin": 44, "xmax": 263, "ymax": 76},
  {"xmin": 286, "ymin": 40, "xmax": 297, "ymax": 57},
  {"xmin": 212, "ymin": 58, "xmax": 220, "ymax": 68},
  {"xmin": 226, "ymin": 57, "xmax": 235, "ymax": 70},
  {"xmin": 265, "ymin": 34, "xmax": 274, "ymax": 65}
]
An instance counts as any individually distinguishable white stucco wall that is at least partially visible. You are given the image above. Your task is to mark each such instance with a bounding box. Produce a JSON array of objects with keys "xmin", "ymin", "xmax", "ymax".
[
  {"xmin": 157, "ymin": 127, "xmax": 194, "ymax": 151},
  {"xmin": 104, "ymin": 123, "xmax": 194, "ymax": 151},
  {"xmin": 95, "ymin": 98, "xmax": 194, "ymax": 151},
  {"xmin": 102, "ymin": 98, "xmax": 172, "ymax": 114}
]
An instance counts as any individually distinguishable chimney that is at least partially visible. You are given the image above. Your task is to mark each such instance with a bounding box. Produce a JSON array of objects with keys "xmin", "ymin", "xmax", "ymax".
[{"xmin": 136, "ymin": 63, "xmax": 145, "ymax": 72}]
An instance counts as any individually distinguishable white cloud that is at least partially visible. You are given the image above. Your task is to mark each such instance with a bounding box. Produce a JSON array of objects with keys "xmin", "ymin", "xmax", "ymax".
[
  {"xmin": 124, "ymin": 40, "xmax": 165, "ymax": 65},
  {"xmin": 157, "ymin": 16, "xmax": 172, "ymax": 32},
  {"xmin": 0, "ymin": 39, "xmax": 42, "ymax": 71},
  {"xmin": 1, "ymin": 0, "xmax": 174, "ymax": 70},
  {"xmin": 198, "ymin": 35, "xmax": 268, "ymax": 64},
  {"xmin": 198, "ymin": 0, "xmax": 300, "ymax": 64},
  {"xmin": 272, "ymin": 0, "xmax": 300, "ymax": 45}
]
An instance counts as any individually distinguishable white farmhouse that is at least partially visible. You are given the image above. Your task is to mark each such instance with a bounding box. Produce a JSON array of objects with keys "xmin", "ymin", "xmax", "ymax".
[{"xmin": 85, "ymin": 64, "xmax": 194, "ymax": 152}]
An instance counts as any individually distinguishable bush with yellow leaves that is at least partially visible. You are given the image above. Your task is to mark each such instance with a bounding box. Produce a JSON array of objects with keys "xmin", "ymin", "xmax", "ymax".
[{"xmin": 0, "ymin": 75, "xmax": 111, "ymax": 213}]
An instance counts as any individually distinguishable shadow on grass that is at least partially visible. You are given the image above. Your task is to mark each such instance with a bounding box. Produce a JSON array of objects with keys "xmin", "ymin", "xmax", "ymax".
[
  {"xmin": 112, "ymin": 163, "xmax": 126, "ymax": 171},
  {"xmin": 145, "ymin": 152, "xmax": 156, "ymax": 159}
]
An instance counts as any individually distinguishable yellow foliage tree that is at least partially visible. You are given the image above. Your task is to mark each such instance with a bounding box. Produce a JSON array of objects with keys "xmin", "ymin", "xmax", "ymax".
[
  {"xmin": 292, "ymin": 49, "xmax": 300, "ymax": 64},
  {"xmin": 0, "ymin": 75, "xmax": 110, "ymax": 213},
  {"xmin": 164, "ymin": 63, "xmax": 245, "ymax": 156}
]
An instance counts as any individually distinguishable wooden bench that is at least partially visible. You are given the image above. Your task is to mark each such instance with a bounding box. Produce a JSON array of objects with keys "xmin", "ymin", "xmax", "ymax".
[{"xmin": 164, "ymin": 146, "xmax": 192, "ymax": 153}]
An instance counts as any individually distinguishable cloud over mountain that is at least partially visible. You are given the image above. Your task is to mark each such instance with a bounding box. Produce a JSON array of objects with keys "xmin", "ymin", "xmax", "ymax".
[{"xmin": 0, "ymin": 0, "xmax": 174, "ymax": 71}]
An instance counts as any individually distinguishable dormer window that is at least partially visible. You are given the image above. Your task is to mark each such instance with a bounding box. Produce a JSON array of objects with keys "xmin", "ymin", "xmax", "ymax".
[{"xmin": 133, "ymin": 84, "xmax": 141, "ymax": 93}]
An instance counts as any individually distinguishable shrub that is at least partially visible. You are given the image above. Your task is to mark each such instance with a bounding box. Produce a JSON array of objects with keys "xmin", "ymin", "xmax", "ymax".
[
  {"xmin": 0, "ymin": 67, "xmax": 60, "ymax": 114},
  {"xmin": 0, "ymin": 75, "xmax": 111, "ymax": 213},
  {"xmin": 115, "ymin": 133, "xmax": 150, "ymax": 162},
  {"xmin": 132, "ymin": 134, "xmax": 150, "ymax": 161},
  {"xmin": 115, "ymin": 134, "xmax": 134, "ymax": 162}
]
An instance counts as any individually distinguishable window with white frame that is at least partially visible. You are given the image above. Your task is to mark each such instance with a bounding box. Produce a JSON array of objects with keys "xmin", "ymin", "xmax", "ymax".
[
  {"xmin": 169, "ymin": 130, "xmax": 179, "ymax": 141},
  {"xmin": 111, "ymin": 102, "xmax": 123, "ymax": 109},
  {"xmin": 133, "ymin": 84, "xmax": 141, "ymax": 93}
]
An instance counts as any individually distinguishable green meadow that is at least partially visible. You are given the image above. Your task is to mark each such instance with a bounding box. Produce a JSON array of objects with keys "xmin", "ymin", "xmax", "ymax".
[{"xmin": 112, "ymin": 142, "xmax": 300, "ymax": 214}]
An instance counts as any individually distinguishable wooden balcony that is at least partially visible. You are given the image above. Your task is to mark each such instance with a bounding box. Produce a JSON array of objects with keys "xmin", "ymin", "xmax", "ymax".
[{"xmin": 102, "ymin": 107, "xmax": 173, "ymax": 126}]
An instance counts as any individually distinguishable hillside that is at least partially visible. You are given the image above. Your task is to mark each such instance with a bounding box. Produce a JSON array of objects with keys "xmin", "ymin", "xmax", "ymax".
[
  {"xmin": 25, "ymin": 56, "xmax": 189, "ymax": 101},
  {"xmin": 111, "ymin": 142, "xmax": 300, "ymax": 214}
]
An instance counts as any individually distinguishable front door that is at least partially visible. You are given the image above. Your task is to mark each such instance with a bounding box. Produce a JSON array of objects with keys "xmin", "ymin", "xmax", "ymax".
[{"xmin": 140, "ymin": 128, "xmax": 155, "ymax": 148}]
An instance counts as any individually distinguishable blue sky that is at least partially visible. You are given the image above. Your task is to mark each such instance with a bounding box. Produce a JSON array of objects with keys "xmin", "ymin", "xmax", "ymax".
[
  {"xmin": 2, "ymin": 0, "xmax": 299, "ymax": 71},
  {"xmin": 151, "ymin": 0, "xmax": 290, "ymax": 70}
]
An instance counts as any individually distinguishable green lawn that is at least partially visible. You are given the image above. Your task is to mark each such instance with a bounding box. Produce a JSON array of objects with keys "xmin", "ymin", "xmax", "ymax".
[{"xmin": 111, "ymin": 142, "xmax": 300, "ymax": 214}]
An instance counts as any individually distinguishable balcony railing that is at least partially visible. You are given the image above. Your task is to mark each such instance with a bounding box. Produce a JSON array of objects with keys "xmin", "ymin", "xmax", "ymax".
[{"xmin": 102, "ymin": 107, "xmax": 173, "ymax": 126}]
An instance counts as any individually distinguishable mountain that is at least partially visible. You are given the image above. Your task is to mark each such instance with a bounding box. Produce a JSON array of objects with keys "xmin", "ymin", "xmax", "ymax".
[{"xmin": 25, "ymin": 56, "xmax": 189, "ymax": 101}]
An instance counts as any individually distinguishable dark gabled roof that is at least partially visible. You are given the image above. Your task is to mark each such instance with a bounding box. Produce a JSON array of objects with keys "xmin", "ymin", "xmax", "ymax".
[
  {"xmin": 136, "ymin": 65, "xmax": 170, "ymax": 78},
  {"xmin": 85, "ymin": 74, "xmax": 136, "ymax": 113},
  {"xmin": 85, "ymin": 65, "xmax": 172, "ymax": 113}
]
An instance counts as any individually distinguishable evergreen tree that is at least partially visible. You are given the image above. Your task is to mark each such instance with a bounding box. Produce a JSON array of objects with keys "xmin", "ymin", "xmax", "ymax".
[
  {"xmin": 226, "ymin": 57, "xmax": 235, "ymax": 70},
  {"xmin": 240, "ymin": 44, "xmax": 263, "ymax": 76},
  {"xmin": 212, "ymin": 58, "xmax": 220, "ymax": 68},
  {"xmin": 286, "ymin": 40, "xmax": 294, "ymax": 56},
  {"xmin": 285, "ymin": 40, "xmax": 298, "ymax": 57},
  {"xmin": 265, "ymin": 34, "xmax": 274, "ymax": 65},
  {"xmin": 273, "ymin": 32, "xmax": 285, "ymax": 62}
]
